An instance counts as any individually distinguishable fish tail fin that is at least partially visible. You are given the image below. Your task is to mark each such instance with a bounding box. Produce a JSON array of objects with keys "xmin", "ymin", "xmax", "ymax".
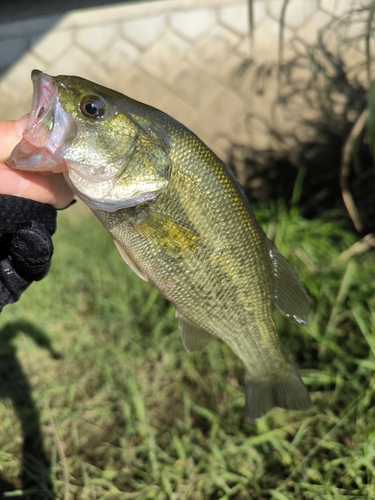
[{"xmin": 245, "ymin": 363, "xmax": 310, "ymax": 420}]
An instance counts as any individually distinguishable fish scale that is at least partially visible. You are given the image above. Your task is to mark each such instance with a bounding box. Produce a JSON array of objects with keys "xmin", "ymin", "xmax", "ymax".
[
  {"xmin": 8, "ymin": 71, "xmax": 311, "ymax": 419},
  {"xmin": 96, "ymin": 119, "xmax": 288, "ymax": 376}
]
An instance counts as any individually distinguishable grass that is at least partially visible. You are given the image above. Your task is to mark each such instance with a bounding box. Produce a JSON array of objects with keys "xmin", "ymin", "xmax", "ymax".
[{"xmin": 0, "ymin": 200, "xmax": 375, "ymax": 499}]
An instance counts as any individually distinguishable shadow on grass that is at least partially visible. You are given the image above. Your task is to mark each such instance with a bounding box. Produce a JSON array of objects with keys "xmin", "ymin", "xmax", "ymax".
[{"xmin": 0, "ymin": 320, "xmax": 61, "ymax": 500}]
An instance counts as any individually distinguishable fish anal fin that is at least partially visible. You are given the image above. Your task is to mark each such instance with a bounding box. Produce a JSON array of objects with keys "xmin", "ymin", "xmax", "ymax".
[
  {"xmin": 113, "ymin": 238, "xmax": 148, "ymax": 282},
  {"xmin": 267, "ymin": 239, "xmax": 310, "ymax": 325},
  {"xmin": 176, "ymin": 312, "xmax": 214, "ymax": 353},
  {"xmin": 245, "ymin": 363, "xmax": 311, "ymax": 420}
]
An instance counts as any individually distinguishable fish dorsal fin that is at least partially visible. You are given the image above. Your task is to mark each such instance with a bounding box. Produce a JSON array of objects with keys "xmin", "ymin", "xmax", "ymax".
[
  {"xmin": 267, "ymin": 239, "xmax": 309, "ymax": 325},
  {"xmin": 113, "ymin": 238, "xmax": 148, "ymax": 282},
  {"xmin": 176, "ymin": 311, "xmax": 214, "ymax": 353}
]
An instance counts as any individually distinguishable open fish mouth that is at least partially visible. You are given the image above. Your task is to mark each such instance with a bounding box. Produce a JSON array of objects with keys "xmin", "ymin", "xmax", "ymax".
[
  {"xmin": 8, "ymin": 69, "xmax": 170, "ymax": 212},
  {"xmin": 8, "ymin": 70, "xmax": 72, "ymax": 172}
]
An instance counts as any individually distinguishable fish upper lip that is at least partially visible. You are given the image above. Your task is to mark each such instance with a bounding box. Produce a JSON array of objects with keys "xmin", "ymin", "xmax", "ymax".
[
  {"xmin": 8, "ymin": 70, "xmax": 73, "ymax": 172},
  {"xmin": 21, "ymin": 70, "xmax": 58, "ymax": 148},
  {"xmin": 31, "ymin": 69, "xmax": 56, "ymax": 114}
]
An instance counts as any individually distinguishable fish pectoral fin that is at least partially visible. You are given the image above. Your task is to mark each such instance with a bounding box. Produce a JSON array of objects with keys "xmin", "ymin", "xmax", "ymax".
[
  {"xmin": 112, "ymin": 238, "xmax": 148, "ymax": 282},
  {"xmin": 267, "ymin": 239, "xmax": 310, "ymax": 325},
  {"xmin": 135, "ymin": 211, "xmax": 201, "ymax": 254},
  {"xmin": 245, "ymin": 362, "xmax": 311, "ymax": 420},
  {"xmin": 176, "ymin": 312, "xmax": 214, "ymax": 353}
]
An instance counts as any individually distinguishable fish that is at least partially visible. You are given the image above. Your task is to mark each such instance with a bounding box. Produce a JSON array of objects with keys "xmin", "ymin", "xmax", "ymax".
[{"xmin": 8, "ymin": 70, "xmax": 311, "ymax": 419}]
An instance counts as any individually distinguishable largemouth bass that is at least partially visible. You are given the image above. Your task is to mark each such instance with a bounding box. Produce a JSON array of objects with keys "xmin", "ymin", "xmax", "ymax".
[{"xmin": 8, "ymin": 71, "xmax": 311, "ymax": 419}]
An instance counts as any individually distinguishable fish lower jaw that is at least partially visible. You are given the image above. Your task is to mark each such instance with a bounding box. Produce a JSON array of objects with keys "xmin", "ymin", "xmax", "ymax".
[{"xmin": 7, "ymin": 139, "xmax": 68, "ymax": 172}]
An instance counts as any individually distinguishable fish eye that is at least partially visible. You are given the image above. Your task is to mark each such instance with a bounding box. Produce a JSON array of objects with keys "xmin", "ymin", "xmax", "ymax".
[{"xmin": 80, "ymin": 96, "xmax": 106, "ymax": 119}]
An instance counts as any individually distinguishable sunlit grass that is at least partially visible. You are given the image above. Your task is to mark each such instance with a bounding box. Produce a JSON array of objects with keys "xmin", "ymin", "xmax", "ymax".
[{"xmin": 0, "ymin": 200, "xmax": 374, "ymax": 499}]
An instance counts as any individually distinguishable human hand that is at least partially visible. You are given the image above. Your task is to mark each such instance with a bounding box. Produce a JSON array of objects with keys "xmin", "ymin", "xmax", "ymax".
[
  {"xmin": 0, "ymin": 116, "xmax": 73, "ymax": 208},
  {"xmin": 0, "ymin": 195, "xmax": 57, "ymax": 311},
  {"xmin": 0, "ymin": 117, "xmax": 73, "ymax": 310}
]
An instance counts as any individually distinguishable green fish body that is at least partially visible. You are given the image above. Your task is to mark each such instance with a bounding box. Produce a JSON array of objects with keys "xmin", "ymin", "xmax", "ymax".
[{"xmin": 8, "ymin": 71, "xmax": 311, "ymax": 419}]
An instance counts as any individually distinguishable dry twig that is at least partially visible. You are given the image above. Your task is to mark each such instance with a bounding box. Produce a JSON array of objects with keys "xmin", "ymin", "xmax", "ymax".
[
  {"xmin": 340, "ymin": 108, "xmax": 368, "ymax": 232},
  {"xmin": 339, "ymin": 233, "xmax": 375, "ymax": 260}
]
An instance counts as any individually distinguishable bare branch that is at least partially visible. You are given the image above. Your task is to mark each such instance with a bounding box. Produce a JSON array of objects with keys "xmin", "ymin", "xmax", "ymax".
[{"xmin": 340, "ymin": 108, "xmax": 368, "ymax": 232}]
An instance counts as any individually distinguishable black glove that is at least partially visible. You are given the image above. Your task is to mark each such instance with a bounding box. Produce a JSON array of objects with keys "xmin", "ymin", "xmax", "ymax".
[{"xmin": 0, "ymin": 195, "xmax": 56, "ymax": 311}]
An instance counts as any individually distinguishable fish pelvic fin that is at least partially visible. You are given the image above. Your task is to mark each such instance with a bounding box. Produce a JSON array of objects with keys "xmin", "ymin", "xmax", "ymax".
[
  {"xmin": 267, "ymin": 239, "xmax": 310, "ymax": 325},
  {"xmin": 176, "ymin": 311, "xmax": 214, "ymax": 353},
  {"xmin": 112, "ymin": 238, "xmax": 148, "ymax": 281},
  {"xmin": 245, "ymin": 363, "xmax": 311, "ymax": 420}
]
